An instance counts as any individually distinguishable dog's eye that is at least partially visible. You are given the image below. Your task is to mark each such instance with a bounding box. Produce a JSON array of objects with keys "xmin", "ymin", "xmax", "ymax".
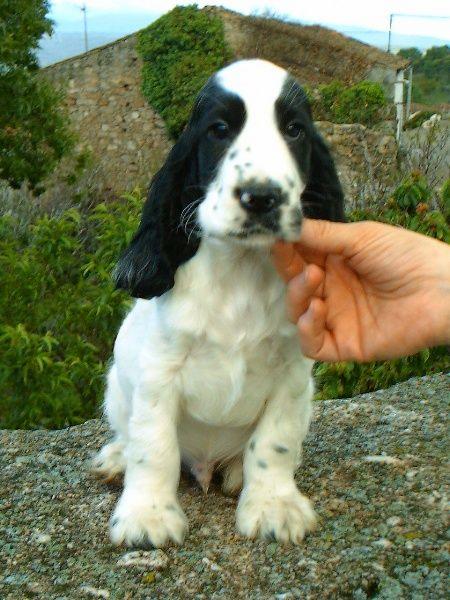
[
  {"xmin": 285, "ymin": 122, "xmax": 305, "ymax": 140},
  {"xmin": 208, "ymin": 121, "xmax": 230, "ymax": 140}
]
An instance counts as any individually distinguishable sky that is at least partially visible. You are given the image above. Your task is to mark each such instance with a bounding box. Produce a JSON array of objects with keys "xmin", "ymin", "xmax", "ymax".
[{"xmin": 49, "ymin": 0, "xmax": 450, "ymax": 38}]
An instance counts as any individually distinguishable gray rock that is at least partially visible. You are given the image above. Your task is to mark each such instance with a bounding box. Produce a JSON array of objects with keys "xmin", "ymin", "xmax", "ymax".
[
  {"xmin": 0, "ymin": 374, "xmax": 448, "ymax": 599},
  {"xmin": 116, "ymin": 549, "xmax": 169, "ymax": 570}
]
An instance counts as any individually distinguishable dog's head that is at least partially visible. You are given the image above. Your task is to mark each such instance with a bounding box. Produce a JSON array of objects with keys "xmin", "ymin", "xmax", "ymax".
[{"xmin": 115, "ymin": 59, "xmax": 345, "ymax": 299}]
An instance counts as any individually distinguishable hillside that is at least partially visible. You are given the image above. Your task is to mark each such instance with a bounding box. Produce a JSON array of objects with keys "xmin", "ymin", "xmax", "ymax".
[{"xmin": 211, "ymin": 7, "xmax": 407, "ymax": 88}]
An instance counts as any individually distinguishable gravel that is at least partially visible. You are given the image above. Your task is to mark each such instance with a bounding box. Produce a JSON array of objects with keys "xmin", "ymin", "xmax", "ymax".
[{"xmin": 1, "ymin": 374, "xmax": 448, "ymax": 599}]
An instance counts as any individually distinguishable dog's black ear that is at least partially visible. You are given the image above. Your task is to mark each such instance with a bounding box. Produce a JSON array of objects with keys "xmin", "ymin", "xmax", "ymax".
[
  {"xmin": 114, "ymin": 131, "xmax": 201, "ymax": 299},
  {"xmin": 302, "ymin": 130, "xmax": 346, "ymax": 222}
]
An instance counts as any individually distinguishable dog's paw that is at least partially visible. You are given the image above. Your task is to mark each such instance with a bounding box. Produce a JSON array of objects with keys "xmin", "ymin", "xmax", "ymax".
[
  {"xmin": 110, "ymin": 493, "xmax": 188, "ymax": 548},
  {"xmin": 236, "ymin": 483, "xmax": 316, "ymax": 544},
  {"xmin": 91, "ymin": 441, "xmax": 126, "ymax": 483}
]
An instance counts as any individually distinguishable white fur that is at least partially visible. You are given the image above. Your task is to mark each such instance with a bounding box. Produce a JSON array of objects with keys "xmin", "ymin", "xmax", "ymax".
[{"xmin": 93, "ymin": 59, "xmax": 317, "ymax": 547}]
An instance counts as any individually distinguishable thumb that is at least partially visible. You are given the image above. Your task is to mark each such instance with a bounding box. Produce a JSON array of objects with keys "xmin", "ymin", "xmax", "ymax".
[{"xmin": 298, "ymin": 219, "xmax": 364, "ymax": 257}]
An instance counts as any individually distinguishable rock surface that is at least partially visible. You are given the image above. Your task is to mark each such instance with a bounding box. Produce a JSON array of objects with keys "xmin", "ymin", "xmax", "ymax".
[{"xmin": 1, "ymin": 374, "xmax": 448, "ymax": 599}]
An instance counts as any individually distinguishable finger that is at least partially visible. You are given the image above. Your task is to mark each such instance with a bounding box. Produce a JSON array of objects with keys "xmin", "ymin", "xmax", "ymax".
[
  {"xmin": 272, "ymin": 241, "xmax": 306, "ymax": 282},
  {"xmin": 296, "ymin": 298, "xmax": 339, "ymax": 362},
  {"xmin": 298, "ymin": 218, "xmax": 367, "ymax": 258},
  {"xmin": 286, "ymin": 264, "xmax": 324, "ymax": 323}
]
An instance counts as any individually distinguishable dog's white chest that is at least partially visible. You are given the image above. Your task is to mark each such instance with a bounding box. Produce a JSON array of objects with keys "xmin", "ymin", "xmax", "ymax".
[
  {"xmin": 159, "ymin": 241, "xmax": 293, "ymax": 427},
  {"xmin": 179, "ymin": 334, "xmax": 282, "ymax": 427}
]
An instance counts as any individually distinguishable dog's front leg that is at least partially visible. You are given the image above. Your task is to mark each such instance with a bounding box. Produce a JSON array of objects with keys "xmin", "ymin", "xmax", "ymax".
[
  {"xmin": 236, "ymin": 381, "xmax": 316, "ymax": 543},
  {"xmin": 110, "ymin": 380, "xmax": 187, "ymax": 548}
]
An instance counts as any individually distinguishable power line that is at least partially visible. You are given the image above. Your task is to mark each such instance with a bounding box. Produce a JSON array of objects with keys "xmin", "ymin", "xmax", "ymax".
[
  {"xmin": 388, "ymin": 13, "xmax": 450, "ymax": 52},
  {"xmin": 391, "ymin": 13, "xmax": 450, "ymax": 20}
]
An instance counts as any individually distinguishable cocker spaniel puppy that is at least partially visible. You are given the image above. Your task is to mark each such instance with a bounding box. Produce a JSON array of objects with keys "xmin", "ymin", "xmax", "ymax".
[{"xmin": 93, "ymin": 59, "xmax": 345, "ymax": 547}]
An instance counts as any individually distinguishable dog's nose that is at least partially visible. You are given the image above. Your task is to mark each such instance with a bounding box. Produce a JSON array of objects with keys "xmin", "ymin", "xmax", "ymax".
[{"xmin": 236, "ymin": 184, "xmax": 283, "ymax": 214}]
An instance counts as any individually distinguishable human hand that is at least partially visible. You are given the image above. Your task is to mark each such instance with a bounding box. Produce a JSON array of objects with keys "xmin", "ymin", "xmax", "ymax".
[{"xmin": 273, "ymin": 219, "xmax": 450, "ymax": 362}]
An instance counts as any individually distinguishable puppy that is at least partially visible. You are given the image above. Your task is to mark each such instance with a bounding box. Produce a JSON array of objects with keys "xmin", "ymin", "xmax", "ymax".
[{"xmin": 93, "ymin": 59, "xmax": 345, "ymax": 547}]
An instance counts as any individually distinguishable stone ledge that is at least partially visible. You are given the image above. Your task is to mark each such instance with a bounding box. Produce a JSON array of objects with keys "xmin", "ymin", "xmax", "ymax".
[{"xmin": 1, "ymin": 374, "xmax": 448, "ymax": 599}]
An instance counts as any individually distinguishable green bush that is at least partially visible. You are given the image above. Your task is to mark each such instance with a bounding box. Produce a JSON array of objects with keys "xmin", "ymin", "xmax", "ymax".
[
  {"xmin": 314, "ymin": 80, "xmax": 387, "ymax": 126},
  {"xmin": 1, "ymin": 175, "xmax": 447, "ymax": 429},
  {"xmin": 351, "ymin": 174, "xmax": 449, "ymax": 243},
  {"xmin": 0, "ymin": 191, "xmax": 142, "ymax": 429},
  {"xmin": 137, "ymin": 5, "xmax": 232, "ymax": 138},
  {"xmin": 314, "ymin": 349, "xmax": 448, "ymax": 400},
  {"xmin": 317, "ymin": 81, "xmax": 345, "ymax": 118},
  {"xmin": 314, "ymin": 174, "xmax": 449, "ymax": 400}
]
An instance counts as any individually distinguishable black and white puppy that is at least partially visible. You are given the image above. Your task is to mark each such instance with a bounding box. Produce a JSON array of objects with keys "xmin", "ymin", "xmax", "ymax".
[{"xmin": 93, "ymin": 59, "xmax": 345, "ymax": 547}]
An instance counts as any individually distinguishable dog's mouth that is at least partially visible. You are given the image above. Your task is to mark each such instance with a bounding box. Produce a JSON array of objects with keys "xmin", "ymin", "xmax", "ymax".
[
  {"xmin": 229, "ymin": 210, "xmax": 302, "ymax": 242},
  {"xmin": 229, "ymin": 223, "xmax": 278, "ymax": 239}
]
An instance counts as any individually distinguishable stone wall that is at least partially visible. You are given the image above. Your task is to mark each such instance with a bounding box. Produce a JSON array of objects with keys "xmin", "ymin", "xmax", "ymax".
[
  {"xmin": 43, "ymin": 34, "xmax": 171, "ymax": 193},
  {"xmin": 316, "ymin": 122, "xmax": 398, "ymax": 206}
]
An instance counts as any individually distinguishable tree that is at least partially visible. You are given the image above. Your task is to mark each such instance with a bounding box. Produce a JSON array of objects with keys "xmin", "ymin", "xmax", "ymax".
[
  {"xmin": 397, "ymin": 47, "xmax": 422, "ymax": 66},
  {"xmin": 398, "ymin": 44, "xmax": 449, "ymax": 105},
  {"xmin": 420, "ymin": 45, "xmax": 450, "ymax": 81},
  {"xmin": 0, "ymin": 0, "xmax": 74, "ymax": 190}
]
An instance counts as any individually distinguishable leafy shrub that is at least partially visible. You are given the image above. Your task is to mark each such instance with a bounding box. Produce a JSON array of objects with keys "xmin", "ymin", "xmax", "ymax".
[
  {"xmin": 137, "ymin": 5, "xmax": 232, "ymax": 138},
  {"xmin": 314, "ymin": 174, "xmax": 449, "ymax": 400},
  {"xmin": 314, "ymin": 80, "xmax": 387, "ymax": 126},
  {"xmin": 314, "ymin": 349, "xmax": 449, "ymax": 400},
  {"xmin": 351, "ymin": 173, "xmax": 449, "ymax": 243},
  {"xmin": 1, "ymin": 175, "xmax": 448, "ymax": 429},
  {"xmin": 0, "ymin": 191, "xmax": 142, "ymax": 429},
  {"xmin": 0, "ymin": 69, "xmax": 75, "ymax": 191},
  {"xmin": 317, "ymin": 81, "xmax": 345, "ymax": 118}
]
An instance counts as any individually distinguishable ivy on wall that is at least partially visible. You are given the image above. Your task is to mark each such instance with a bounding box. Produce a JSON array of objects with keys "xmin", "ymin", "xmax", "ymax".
[{"xmin": 137, "ymin": 5, "xmax": 233, "ymax": 138}]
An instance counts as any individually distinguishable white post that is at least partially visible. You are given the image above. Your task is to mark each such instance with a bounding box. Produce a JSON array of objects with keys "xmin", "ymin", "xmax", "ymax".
[
  {"xmin": 394, "ymin": 69, "xmax": 404, "ymax": 143},
  {"xmin": 81, "ymin": 4, "xmax": 88, "ymax": 52},
  {"xmin": 406, "ymin": 65, "xmax": 413, "ymax": 120}
]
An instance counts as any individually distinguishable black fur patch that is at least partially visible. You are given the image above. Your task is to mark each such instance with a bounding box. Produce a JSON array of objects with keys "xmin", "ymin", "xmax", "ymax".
[
  {"xmin": 114, "ymin": 78, "xmax": 246, "ymax": 299},
  {"xmin": 276, "ymin": 76, "xmax": 345, "ymax": 222},
  {"xmin": 273, "ymin": 444, "xmax": 289, "ymax": 454}
]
